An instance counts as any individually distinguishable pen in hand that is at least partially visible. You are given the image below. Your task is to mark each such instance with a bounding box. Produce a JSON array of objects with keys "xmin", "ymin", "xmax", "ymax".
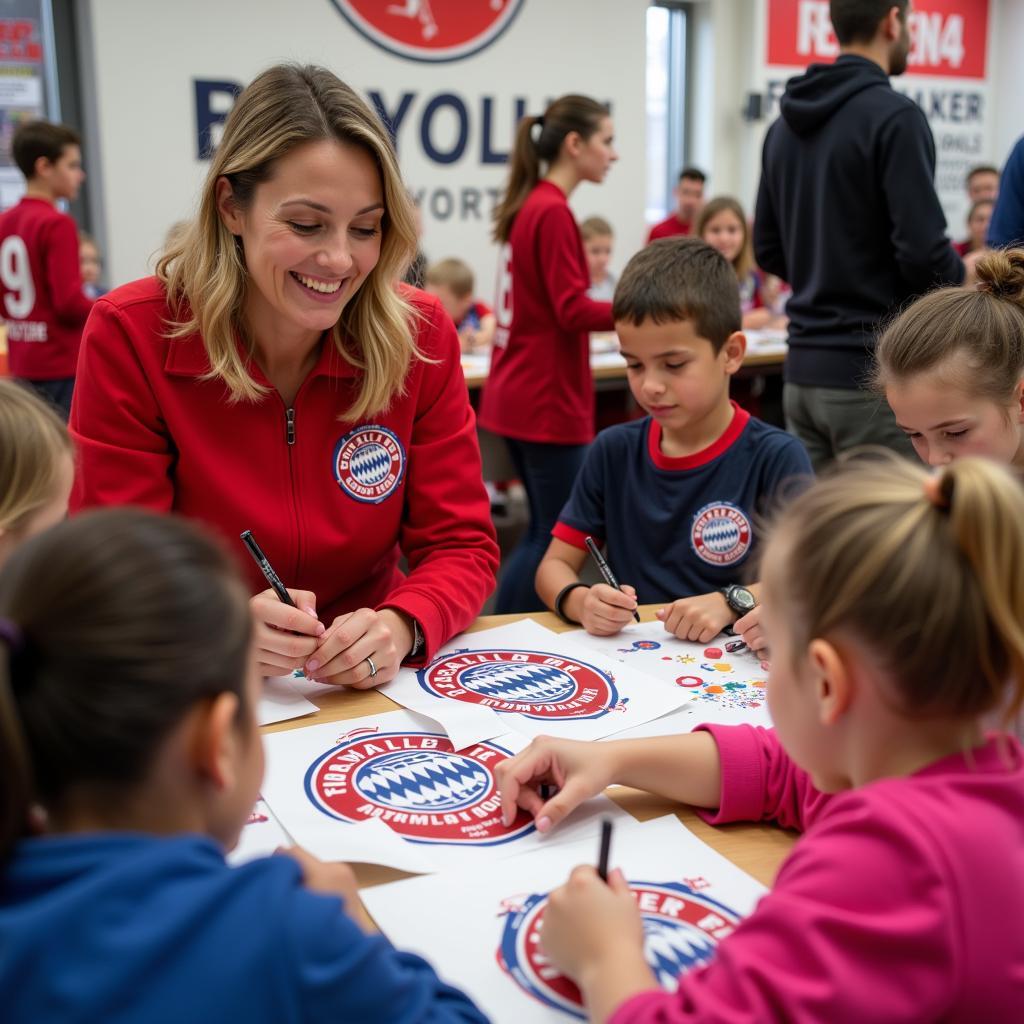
[
  {"xmin": 584, "ymin": 536, "xmax": 641, "ymax": 623},
  {"xmin": 240, "ymin": 530, "xmax": 297, "ymax": 608},
  {"xmin": 597, "ymin": 819, "xmax": 613, "ymax": 883}
]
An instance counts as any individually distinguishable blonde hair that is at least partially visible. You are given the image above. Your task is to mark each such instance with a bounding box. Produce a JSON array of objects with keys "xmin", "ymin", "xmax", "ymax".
[
  {"xmin": 874, "ymin": 248, "xmax": 1024, "ymax": 407},
  {"xmin": 425, "ymin": 257, "xmax": 474, "ymax": 298},
  {"xmin": 765, "ymin": 454, "xmax": 1024, "ymax": 727},
  {"xmin": 0, "ymin": 380, "xmax": 72, "ymax": 534},
  {"xmin": 156, "ymin": 64, "xmax": 420, "ymax": 421},
  {"xmin": 696, "ymin": 196, "xmax": 753, "ymax": 280},
  {"xmin": 580, "ymin": 215, "xmax": 613, "ymax": 241}
]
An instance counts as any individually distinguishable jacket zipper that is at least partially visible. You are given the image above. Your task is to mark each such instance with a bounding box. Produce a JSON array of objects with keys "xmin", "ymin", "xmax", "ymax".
[{"xmin": 285, "ymin": 407, "xmax": 296, "ymax": 446}]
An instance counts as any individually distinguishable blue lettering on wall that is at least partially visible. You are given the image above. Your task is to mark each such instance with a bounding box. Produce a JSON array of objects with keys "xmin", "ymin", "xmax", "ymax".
[
  {"xmin": 194, "ymin": 78, "xmax": 243, "ymax": 159},
  {"xmin": 419, "ymin": 93, "xmax": 469, "ymax": 165}
]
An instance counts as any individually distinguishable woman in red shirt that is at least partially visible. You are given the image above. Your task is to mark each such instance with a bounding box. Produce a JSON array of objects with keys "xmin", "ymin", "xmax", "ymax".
[
  {"xmin": 479, "ymin": 95, "xmax": 617, "ymax": 612},
  {"xmin": 69, "ymin": 65, "xmax": 498, "ymax": 687}
]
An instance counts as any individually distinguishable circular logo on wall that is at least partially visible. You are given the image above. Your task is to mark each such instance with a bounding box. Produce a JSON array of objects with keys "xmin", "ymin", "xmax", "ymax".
[
  {"xmin": 691, "ymin": 501, "xmax": 752, "ymax": 566},
  {"xmin": 328, "ymin": 0, "xmax": 526, "ymax": 64},
  {"xmin": 305, "ymin": 730, "xmax": 534, "ymax": 845},
  {"xmin": 332, "ymin": 425, "xmax": 406, "ymax": 504},
  {"xmin": 419, "ymin": 649, "xmax": 618, "ymax": 721},
  {"xmin": 498, "ymin": 881, "xmax": 742, "ymax": 1017}
]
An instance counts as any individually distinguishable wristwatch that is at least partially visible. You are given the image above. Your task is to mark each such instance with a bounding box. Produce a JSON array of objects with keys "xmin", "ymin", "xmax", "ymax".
[{"xmin": 720, "ymin": 585, "xmax": 757, "ymax": 617}]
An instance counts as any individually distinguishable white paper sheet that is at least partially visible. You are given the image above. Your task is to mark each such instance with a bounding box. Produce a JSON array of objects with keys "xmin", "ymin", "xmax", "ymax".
[
  {"xmin": 568, "ymin": 621, "xmax": 774, "ymax": 729},
  {"xmin": 257, "ymin": 674, "xmax": 320, "ymax": 726},
  {"xmin": 227, "ymin": 798, "xmax": 292, "ymax": 865},
  {"xmin": 363, "ymin": 814, "xmax": 768, "ymax": 1022},
  {"xmin": 380, "ymin": 620, "xmax": 693, "ymax": 748},
  {"xmin": 260, "ymin": 709, "xmax": 630, "ymax": 873}
]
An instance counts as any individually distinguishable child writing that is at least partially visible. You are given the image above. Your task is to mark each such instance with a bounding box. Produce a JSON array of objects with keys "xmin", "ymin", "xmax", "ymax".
[
  {"xmin": 580, "ymin": 216, "xmax": 616, "ymax": 301},
  {"xmin": 424, "ymin": 257, "xmax": 496, "ymax": 353},
  {"xmin": 877, "ymin": 248, "xmax": 1024, "ymax": 469},
  {"xmin": 536, "ymin": 237, "xmax": 811, "ymax": 645},
  {"xmin": 696, "ymin": 197, "xmax": 773, "ymax": 331},
  {"xmin": 0, "ymin": 120, "xmax": 94, "ymax": 418},
  {"xmin": 500, "ymin": 454, "xmax": 1024, "ymax": 1022},
  {"xmin": 0, "ymin": 508, "xmax": 486, "ymax": 1023},
  {"xmin": 479, "ymin": 94, "xmax": 618, "ymax": 613},
  {"xmin": 0, "ymin": 379, "xmax": 73, "ymax": 568}
]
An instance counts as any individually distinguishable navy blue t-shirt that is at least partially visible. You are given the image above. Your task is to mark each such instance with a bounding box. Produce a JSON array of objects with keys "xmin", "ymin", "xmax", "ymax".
[{"xmin": 553, "ymin": 405, "xmax": 813, "ymax": 602}]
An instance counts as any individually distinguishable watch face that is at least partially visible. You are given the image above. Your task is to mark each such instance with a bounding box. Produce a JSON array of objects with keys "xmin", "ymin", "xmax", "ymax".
[{"xmin": 728, "ymin": 586, "xmax": 756, "ymax": 612}]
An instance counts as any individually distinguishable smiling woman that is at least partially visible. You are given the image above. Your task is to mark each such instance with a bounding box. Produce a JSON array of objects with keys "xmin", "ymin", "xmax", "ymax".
[{"xmin": 68, "ymin": 64, "xmax": 499, "ymax": 688}]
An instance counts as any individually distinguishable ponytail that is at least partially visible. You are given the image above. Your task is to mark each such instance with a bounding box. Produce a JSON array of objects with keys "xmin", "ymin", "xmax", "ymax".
[
  {"xmin": 492, "ymin": 94, "xmax": 609, "ymax": 244},
  {"xmin": 766, "ymin": 454, "xmax": 1024, "ymax": 727}
]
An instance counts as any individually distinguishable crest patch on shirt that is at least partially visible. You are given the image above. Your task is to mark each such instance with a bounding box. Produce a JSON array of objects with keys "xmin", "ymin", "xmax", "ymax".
[
  {"xmin": 332, "ymin": 425, "xmax": 406, "ymax": 504},
  {"xmin": 690, "ymin": 501, "xmax": 752, "ymax": 566}
]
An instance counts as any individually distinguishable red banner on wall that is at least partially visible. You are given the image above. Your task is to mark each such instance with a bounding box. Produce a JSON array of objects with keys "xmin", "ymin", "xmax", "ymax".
[{"xmin": 767, "ymin": 0, "xmax": 989, "ymax": 78}]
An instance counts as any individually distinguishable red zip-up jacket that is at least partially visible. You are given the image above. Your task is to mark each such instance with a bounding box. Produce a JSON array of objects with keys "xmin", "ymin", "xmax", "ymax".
[
  {"xmin": 0, "ymin": 197, "xmax": 93, "ymax": 379},
  {"xmin": 69, "ymin": 277, "xmax": 499, "ymax": 662},
  {"xmin": 478, "ymin": 181, "xmax": 613, "ymax": 445}
]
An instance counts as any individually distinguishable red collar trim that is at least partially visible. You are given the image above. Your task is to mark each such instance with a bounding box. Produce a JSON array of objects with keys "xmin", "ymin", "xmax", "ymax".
[{"xmin": 646, "ymin": 401, "xmax": 750, "ymax": 471}]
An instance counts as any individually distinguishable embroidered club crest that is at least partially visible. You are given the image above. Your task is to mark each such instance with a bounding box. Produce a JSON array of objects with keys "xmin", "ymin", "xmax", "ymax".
[
  {"xmin": 691, "ymin": 501, "xmax": 752, "ymax": 566},
  {"xmin": 333, "ymin": 425, "xmax": 406, "ymax": 504}
]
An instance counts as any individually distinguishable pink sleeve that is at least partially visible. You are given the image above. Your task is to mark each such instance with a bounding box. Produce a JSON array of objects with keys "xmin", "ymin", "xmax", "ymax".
[
  {"xmin": 537, "ymin": 205, "xmax": 614, "ymax": 333},
  {"xmin": 608, "ymin": 795, "xmax": 958, "ymax": 1023},
  {"xmin": 693, "ymin": 724, "xmax": 833, "ymax": 831}
]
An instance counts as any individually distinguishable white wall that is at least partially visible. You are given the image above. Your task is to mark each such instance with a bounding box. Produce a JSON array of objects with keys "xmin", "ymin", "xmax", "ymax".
[
  {"xmin": 78, "ymin": 0, "xmax": 647, "ymax": 297},
  {"xmin": 991, "ymin": 0, "xmax": 1024, "ymax": 167}
]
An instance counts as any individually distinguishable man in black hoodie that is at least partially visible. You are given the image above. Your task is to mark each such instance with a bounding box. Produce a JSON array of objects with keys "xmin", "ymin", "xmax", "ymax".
[{"xmin": 754, "ymin": 0, "xmax": 964, "ymax": 469}]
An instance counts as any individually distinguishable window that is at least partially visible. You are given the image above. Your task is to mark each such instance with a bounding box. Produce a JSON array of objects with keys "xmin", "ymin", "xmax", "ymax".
[{"xmin": 646, "ymin": 3, "xmax": 689, "ymax": 224}]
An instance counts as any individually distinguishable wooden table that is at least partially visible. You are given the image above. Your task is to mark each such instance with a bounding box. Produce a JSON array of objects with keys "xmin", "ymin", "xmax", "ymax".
[{"xmin": 264, "ymin": 607, "xmax": 794, "ymax": 890}]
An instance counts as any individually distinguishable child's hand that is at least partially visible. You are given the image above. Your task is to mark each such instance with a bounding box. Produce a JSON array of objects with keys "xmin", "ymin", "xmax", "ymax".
[
  {"xmin": 495, "ymin": 735, "xmax": 613, "ymax": 832},
  {"xmin": 734, "ymin": 605, "xmax": 769, "ymax": 658},
  {"xmin": 280, "ymin": 845, "xmax": 376, "ymax": 932},
  {"xmin": 580, "ymin": 583, "xmax": 639, "ymax": 635},
  {"xmin": 656, "ymin": 592, "xmax": 734, "ymax": 642},
  {"xmin": 541, "ymin": 867, "xmax": 651, "ymax": 991},
  {"xmin": 250, "ymin": 589, "xmax": 324, "ymax": 677}
]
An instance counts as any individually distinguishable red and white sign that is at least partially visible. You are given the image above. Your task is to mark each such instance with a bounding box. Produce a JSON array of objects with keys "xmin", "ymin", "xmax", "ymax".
[
  {"xmin": 766, "ymin": 0, "xmax": 989, "ymax": 79},
  {"xmin": 328, "ymin": 0, "xmax": 525, "ymax": 63}
]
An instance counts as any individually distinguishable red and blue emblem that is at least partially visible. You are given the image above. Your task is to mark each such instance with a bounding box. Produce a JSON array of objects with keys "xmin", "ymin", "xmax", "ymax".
[
  {"xmin": 691, "ymin": 501, "xmax": 752, "ymax": 567},
  {"xmin": 498, "ymin": 881, "xmax": 741, "ymax": 1017},
  {"xmin": 418, "ymin": 648, "xmax": 618, "ymax": 721},
  {"xmin": 305, "ymin": 729, "xmax": 533, "ymax": 845},
  {"xmin": 333, "ymin": 425, "xmax": 406, "ymax": 504},
  {"xmin": 328, "ymin": 0, "xmax": 525, "ymax": 63}
]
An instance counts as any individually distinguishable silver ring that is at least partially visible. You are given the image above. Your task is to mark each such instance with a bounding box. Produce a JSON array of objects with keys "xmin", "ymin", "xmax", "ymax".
[{"xmin": 365, "ymin": 656, "xmax": 378, "ymax": 678}]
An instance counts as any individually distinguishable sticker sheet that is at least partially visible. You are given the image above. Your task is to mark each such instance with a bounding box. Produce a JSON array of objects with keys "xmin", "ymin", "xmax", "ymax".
[
  {"xmin": 567, "ymin": 621, "xmax": 773, "ymax": 729},
  {"xmin": 260, "ymin": 709, "xmax": 629, "ymax": 874},
  {"xmin": 363, "ymin": 814, "xmax": 768, "ymax": 1022},
  {"xmin": 227, "ymin": 798, "xmax": 291, "ymax": 866},
  {"xmin": 380, "ymin": 620, "xmax": 693, "ymax": 749}
]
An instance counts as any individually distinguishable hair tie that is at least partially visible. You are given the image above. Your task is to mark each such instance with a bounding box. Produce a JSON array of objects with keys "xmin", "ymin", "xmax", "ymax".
[
  {"xmin": 530, "ymin": 116, "xmax": 545, "ymax": 144},
  {"xmin": 923, "ymin": 472, "xmax": 953, "ymax": 511},
  {"xmin": 0, "ymin": 617, "xmax": 23, "ymax": 652},
  {"xmin": 0, "ymin": 617, "xmax": 33, "ymax": 695}
]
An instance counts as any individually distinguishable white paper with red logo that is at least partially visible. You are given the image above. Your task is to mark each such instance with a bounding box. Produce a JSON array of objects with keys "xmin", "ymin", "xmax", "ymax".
[
  {"xmin": 380, "ymin": 620, "xmax": 693, "ymax": 748},
  {"xmin": 363, "ymin": 814, "xmax": 768, "ymax": 1022},
  {"xmin": 259, "ymin": 709, "xmax": 630, "ymax": 874},
  {"xmin": 565, "ymin": 621, "xmax": 774, "ymax": 730}
]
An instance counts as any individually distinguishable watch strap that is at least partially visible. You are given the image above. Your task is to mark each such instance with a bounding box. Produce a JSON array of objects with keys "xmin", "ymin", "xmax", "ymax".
[{"xmin": 554, "ymin": 582, "xmax": 588, "ymax": 625}]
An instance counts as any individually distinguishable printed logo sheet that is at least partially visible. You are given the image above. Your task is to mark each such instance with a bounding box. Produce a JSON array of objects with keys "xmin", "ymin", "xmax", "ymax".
[
  {"xmin": 260, "ymin": 709, "xmax": 629, "ymax": 873},
  {"xmin": 567, "ymin": 621, "xmax": 773, "ymax": 729},
  {"xmin": 363, "ymin": 814, "xmax": 768, "ymax": 1022},
  {"xmin": 380, "ymin": 620, "xmax": 693, "ymax": 749}
]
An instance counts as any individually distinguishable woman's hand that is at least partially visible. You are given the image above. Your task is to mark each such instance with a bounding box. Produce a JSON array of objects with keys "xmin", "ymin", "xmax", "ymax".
[
  {"xmin": 250, "ymin": 589, "xmax": 324, "ymax": 677},
  {"xmin": 281, "ymin": 845, "xmax": 375, "ymax": 932},
  {"xmin": 306, "ymin": 607, "xmax": 414, "ymax": 688},
  {"xmin": 496, "ymin": 735, "xmax": 614, "ymax": 833},
  {"xmin": 541, "ymin": 866, "xmax": 654, "ymax": 1020}
]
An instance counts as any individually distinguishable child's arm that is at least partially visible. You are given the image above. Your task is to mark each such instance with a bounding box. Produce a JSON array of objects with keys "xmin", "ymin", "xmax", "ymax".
[
  {"xmin": 497, "ymin": 732, "xmax": 723, "ymax": 832},
  {"xmin": 474, "ymin": 311, "xmax": 496, "ymax": 349},
  {"xmin": 656, "ymin": 583, "xmax": 763, "ymax": 643},
  {"xmin": 536, "ymin": 537, "xmax": 639, "ymax": 634}
]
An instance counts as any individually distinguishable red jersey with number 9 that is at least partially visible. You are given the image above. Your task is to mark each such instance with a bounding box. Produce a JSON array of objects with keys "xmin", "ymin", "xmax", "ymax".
[
  {"xmin": 478, "ymin": 181, "xmax": 613, "ymax": 445},
  {"xmin": 0, "ymin": 196, "xmax": 93, "ymax": 379}
]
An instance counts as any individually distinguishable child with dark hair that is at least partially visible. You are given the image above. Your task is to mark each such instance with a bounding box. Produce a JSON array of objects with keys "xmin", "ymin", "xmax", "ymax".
[
  {"xmin": 0, "ymin": 509, "xmax": 486, "ymax": 1023},
  {"xmin": 536, "ymin": 237, "xmax": 811, "ymax": 651},
  {"xmin": 0, "ymin": 120, "xmax": 93, "ymax": 417}
]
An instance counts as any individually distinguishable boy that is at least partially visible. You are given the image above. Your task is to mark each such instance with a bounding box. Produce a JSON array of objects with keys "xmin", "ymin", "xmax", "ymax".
[
  {"xmin": 536, "ymin": 237, "xmax": 812, "ymax": 645},
  {"xmin": 647, "ymin": 167, "xmax": 705, "ymax": 243},
  {"xmin": 423, "ymin": 257, "xmax": 495, "ymax": 353},
  {"xmin": 0, "ymin": 120, "xmax": 93, "ymax": 417},
  {"xmin": 580, "ymin": 215, "xmax": 616, "ymax": 301}
]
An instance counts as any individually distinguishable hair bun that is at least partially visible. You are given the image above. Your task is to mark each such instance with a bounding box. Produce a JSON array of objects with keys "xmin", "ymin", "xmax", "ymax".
[{"xmin": 976, "ymin": 248, "xmax": 1024, "ymax": 306}]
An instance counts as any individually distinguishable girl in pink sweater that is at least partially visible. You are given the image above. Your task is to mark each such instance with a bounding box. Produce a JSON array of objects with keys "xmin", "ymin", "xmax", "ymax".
[{"xmin": 497, "ymin": 455, "xmax": 1024, "ymax": 1022}]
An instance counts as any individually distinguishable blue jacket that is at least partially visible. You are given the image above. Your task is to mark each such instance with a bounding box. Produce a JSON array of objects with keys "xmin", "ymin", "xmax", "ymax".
[
  {"xmin": 0, "ymin": 832, "xmax": 487, "ymax": 1024},
  {"xmin": 989, "ymin": 135, "xmax": 1024, "ymax": 247}
]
